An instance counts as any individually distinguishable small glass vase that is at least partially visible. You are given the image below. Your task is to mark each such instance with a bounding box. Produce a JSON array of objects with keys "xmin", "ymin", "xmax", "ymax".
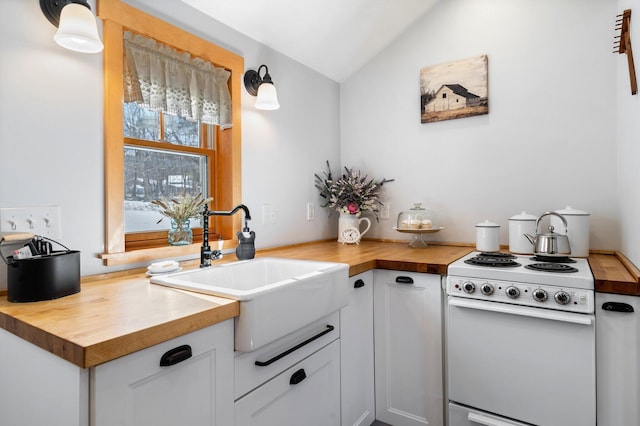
[{"xmin": 168, "ymin": 219, "xmax": 193, "ymax": 246}]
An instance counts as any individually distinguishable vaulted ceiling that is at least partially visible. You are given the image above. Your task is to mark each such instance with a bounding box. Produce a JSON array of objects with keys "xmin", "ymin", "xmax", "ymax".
[{"xmin": 182, "ymin": 0, "xmax": 439, "ymax": 82}]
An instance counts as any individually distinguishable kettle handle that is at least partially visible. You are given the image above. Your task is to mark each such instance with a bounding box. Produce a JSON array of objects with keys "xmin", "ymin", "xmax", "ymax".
[{"xmin": 536, "ymin": 211, "xmax": 568, "ymax": 233}]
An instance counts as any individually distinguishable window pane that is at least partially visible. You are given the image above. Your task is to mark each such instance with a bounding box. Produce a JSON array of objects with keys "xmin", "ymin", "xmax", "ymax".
[
  {"xmin": 124, "ymin": 146, "xmax": 208, "ymax": 232},
  {"xmin": 164, "ymin": 114, "xmax": 200, "ymax": 147},
  {"xmin": 124, "ymin": 102, "xmax": 160, "ymax": 141}
]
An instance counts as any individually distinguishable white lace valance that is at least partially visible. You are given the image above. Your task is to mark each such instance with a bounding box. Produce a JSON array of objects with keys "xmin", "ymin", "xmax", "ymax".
[{"xmin": 123, "ymin": 31, "xmax": 231, "ymax": 127}]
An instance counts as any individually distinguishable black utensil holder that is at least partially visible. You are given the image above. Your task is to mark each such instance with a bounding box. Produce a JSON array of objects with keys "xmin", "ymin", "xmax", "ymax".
[{"xmin": 7, "ymin": 250, "xmax": 80, "ymax": 303}]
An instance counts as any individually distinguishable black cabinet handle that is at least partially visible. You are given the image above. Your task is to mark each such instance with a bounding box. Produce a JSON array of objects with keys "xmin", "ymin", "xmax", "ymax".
[
  {"xmin": 255, "ymin": 325, "xmax": 335, "ymax": 367},
  {"xmin": 354, "ymin": 279, "xmax": 365, "ymax": 288},
  {"xmin": 289, "ymin": 368, "xmax": 307, "ymax": 385},
  {"xmin": 602, "ymin": 301, "xmax": 635, "ymax": 313},
  {"xmin": 395, "ymin": 276, "xmax": 414, "ymax": 284},
  {"xmin": 160, "ymin": 344, "xmax": 192, "ymax": 366}
]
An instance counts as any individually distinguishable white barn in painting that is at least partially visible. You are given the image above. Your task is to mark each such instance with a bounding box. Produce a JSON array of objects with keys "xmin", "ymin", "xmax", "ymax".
[{"xmin": 425, "ymin": 84, "xmax": 480, "ymax": 112}]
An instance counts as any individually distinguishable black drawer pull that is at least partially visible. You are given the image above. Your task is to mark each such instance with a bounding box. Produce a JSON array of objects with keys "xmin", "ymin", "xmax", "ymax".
[
  {"xmin": 160, "ymin": 344, "xmax": 192, "ymax": 366},
  {"xmin": 289, "ymin": 368, "xmax": 307, "ymax": 385},
  {"xmin": 255, "ymin": 325, "xmax": 335, "ymax": 367},
  {"xmin": 602, "ymin": 302, "xmax": 635, "ymax": 313},
  {"xmin": 354, "ymin": 279, "xmax": 365, "ymax": 288},
  {"xmin": 396, "ymin": 276, "xmax": 414, "ymax": 284}
]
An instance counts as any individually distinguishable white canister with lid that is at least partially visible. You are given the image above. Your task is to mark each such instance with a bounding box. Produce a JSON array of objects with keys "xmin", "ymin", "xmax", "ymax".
[
  {"xmin": 508, "ymin": 211, "xmax": 537, "ymax": 254},
  {"xmin": 476, "ymin": 220, "xmax": 500, "ymax": 252},
  {"xmin": 551, "ymin": 206, "xmax": 590, "ymax": 257}
]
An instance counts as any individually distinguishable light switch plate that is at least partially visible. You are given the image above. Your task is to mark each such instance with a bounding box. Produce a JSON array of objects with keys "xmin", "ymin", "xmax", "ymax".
[
  {"xmin": 307, "ymin": 202, "xmax": 315, "ymax": 221},
  {"xmin": 0, "ymin": 206, "xmax": 61, "ymax": 240},
  {"xmin": 262, "ymin": 204, "xmax": 277, "ymax": 225},
  {"xmin": 380, "ymin": 203, "xmax": 390, "ymax": 220}
]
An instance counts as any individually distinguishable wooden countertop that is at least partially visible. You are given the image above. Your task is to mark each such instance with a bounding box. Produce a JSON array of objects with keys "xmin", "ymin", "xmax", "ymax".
[
  {"xmin": 259, "ymin": 240, "xmax": 473, "ymax": 276},
  {"xmin": 0, "ymin": 274, "xmax": 239, "ymax": 368},
  {"xmin": 0, "ymin": 240, "xmax": 637, "ymax": 369}
]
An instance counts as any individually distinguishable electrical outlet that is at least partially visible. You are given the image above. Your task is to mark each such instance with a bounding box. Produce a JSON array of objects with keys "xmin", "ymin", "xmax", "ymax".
[
  {"xmin": 0, "ymin": 206, "xmax": 61, "ymax": 239},
  {"xmin": 380, "ymin": 202, "xmax": 390, "ymax": 220},
  {"xmin": 262, "ymin": 204, "xmax": 277, "ymax": 225},
  {"xmin": 307, "ymin": 202, "xmax": 315, "ymax": 221}
]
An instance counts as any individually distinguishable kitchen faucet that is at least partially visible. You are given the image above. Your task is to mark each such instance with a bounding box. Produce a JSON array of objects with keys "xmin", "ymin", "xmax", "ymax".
[{"xmin": 201, "ymin": 204, "xmax": 253, "ymax": 267}]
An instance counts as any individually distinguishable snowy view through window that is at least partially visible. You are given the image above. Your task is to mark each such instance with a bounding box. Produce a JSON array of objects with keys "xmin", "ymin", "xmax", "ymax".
[{"xmin": 123, "ymin": 103, "xmax": 208, "ymax": 233}]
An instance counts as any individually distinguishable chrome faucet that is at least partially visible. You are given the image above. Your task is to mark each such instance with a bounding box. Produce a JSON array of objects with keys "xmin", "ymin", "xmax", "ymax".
[{"xmin": 201, "ymin": 204, "xmax": 252, "ymax": 267}]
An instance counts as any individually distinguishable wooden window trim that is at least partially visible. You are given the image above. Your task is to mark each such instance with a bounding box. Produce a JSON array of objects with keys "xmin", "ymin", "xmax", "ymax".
[{"xmin": 97, "ymin": 0, "xmax": 243, "ymax": 266}]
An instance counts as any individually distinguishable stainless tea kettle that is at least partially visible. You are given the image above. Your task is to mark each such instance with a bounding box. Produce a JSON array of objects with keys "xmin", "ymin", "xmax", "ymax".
[{"xmin": 523, "ymin": 211, "xmax": 571, "ymax": 256}]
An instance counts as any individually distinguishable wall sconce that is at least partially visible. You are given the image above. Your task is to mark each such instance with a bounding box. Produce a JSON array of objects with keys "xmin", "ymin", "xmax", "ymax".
[
  {"xmin": 244, "ymin": 65, "xmax": 280, "ymax": 110},
  {"xmin": 40, "ymin": 0, "xmax": 104, "ymax": 53}
]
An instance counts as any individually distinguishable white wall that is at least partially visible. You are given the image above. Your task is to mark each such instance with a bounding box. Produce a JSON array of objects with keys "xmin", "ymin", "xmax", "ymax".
[
  {"xmin": 617, "ymin": 0, "xmax": 640, "ymax": 267},
  {"xmin": 341, "ymin": 0, "xmax": 619, "ymax": 252},
  {"xmin": 0, "ymin": 0, "xmax": 340, "ymax": 287},
  {"xmin": 0, "ymin": 0, "xmax": 634, "ymax": 290}
]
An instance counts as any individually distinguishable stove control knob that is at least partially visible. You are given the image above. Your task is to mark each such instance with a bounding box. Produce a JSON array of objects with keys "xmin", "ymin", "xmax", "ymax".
[
  {"xmin": 462, "ymin": 281, "xmax": 476, "ymax": 294},
  {"xmin": 532, "ymin": 288, "xmax": 548, "ymax": 302},
  {"xmin": 505, "ymin": 286, "xmax": 520, "ymax": 299},
  {"xmin": 554, "ymin": 290, "xmax": 571, "ymax": 305},
  {"xmin": 480, "ymin": 282, "xmax": 494, "ymax": 295}
]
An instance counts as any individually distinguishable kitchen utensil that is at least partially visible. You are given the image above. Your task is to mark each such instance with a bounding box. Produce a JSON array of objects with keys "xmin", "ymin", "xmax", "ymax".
[
  {"xmin": 508, "ymin": 211, "xmax": 537, "ymax": 254},
  {"xmin": 476, "ymin": 220, "xmax": 500, "ymax": 252},
  {"xmin": 551, "ymin": 206, "xmax": 590, "ymax": 257},
  {"xmin": 523, "ymin": 211, "xmax": 571, "ymax": 257}
]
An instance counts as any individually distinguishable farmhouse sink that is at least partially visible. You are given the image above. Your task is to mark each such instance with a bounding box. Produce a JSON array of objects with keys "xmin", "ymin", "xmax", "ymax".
[{"xmin": 150, "ymin": 257, "xmax": 349, "ymax": 352}]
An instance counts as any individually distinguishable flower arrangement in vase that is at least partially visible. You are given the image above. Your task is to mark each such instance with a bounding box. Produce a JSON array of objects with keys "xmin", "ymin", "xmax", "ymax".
[
  {"xmin": 314, "ymin": 161, "xmax": 393, "ymax": 243},
  {"xmin": 152, "ymin": 192, "xmax": 212, "ymax": 246}
]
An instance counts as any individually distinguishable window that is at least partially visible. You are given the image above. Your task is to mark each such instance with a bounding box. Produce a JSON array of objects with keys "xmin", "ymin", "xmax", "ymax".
[
  {"xmin": 98, "ymin": 0, "xmax": 243, "ymax": 265},
  {"xmin": 123, "ymin": 103, "xmax": 213, "ymax": 248}
]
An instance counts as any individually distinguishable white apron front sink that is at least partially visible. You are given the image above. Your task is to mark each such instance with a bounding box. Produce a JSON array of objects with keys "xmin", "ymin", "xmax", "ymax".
[{"xmin": 150, "ymin": 257, "xmax": 349, "ymax": 352}]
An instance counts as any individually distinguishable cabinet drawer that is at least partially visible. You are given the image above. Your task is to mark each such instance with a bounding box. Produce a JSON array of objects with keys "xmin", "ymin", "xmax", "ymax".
[
  {"xmin": 91, "ymin": 320, "xmax": 234, "ymax": 426},
  {"xmin": 234, "ymin": 311, "xmax": 339, "ymax": 399},
  {"xmin": 235, "ymin": 340, "xmax": 341, "ymax": 426}
]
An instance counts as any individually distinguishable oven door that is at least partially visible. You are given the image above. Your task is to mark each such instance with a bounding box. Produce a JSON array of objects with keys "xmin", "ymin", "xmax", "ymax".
[{"xmin": 447, "ymin": 297, "xmax": 595, "ymax": 426}]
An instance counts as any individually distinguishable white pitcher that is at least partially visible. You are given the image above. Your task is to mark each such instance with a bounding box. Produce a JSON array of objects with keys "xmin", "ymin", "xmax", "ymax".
[{"xmin": 338, "ymin": 213, "xmax": 371, "ymax": 243}]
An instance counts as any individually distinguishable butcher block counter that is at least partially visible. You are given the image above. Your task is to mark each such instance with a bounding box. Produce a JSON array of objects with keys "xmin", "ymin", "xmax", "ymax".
[{"xmin": 0, "ymin": 240, "xmax": 636, "ymax": 368}]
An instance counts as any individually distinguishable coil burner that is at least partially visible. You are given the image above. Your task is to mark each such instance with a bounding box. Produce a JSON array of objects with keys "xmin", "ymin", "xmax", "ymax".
[
  {"xmin": 464, "ymin": 252, "xmax": 521, "ymax": 268},
  {"xmin": 525, "ymin": 262, "xmax": 579, "ymax": 273}
]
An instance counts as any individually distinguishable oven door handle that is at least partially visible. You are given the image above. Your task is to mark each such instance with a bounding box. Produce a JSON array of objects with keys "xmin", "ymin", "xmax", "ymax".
[
  {"xmin": 449, "ymin": 297, "xmax": 593, "ymax": 325},
  {"xmin": 468, "ymin": 412, "xmax": 527, "ymax": 426}
]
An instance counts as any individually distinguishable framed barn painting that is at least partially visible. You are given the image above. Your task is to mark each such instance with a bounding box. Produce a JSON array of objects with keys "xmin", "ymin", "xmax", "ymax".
[{"xmin": 420, "ymin": 55, "xmax": 488, "ymax": 124}]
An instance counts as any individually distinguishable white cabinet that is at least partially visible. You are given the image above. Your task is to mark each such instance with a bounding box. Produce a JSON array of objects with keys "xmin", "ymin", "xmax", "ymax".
[
  {"xmin": 91, "ymin": 319, "xmax": 234, "ymax": 426},
  {"xmin": 0, "ymin": 327, "xmax": 89, "ymax": 426},
  {"xmin": 235, "ymin": 340, "xmax": 341, "ymax": 426},
  {"xmin": 373, "ymin": 270, "xmax": 444, "ymax": 426},
  {"xmin": 596, "ymin": 292, "xmax": 640, "ymax": 426},
  {"xmin": 0, "ymin": 319, "xmax": 234, "ymax": 426},
  {"xmin": 340, "ymin": 271, "xmax": 375, "ymax": 426}
]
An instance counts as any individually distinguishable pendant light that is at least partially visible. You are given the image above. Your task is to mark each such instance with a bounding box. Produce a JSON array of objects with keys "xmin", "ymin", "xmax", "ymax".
[
  {"xmin": 40, "ymin": 0, "xmax": 104, "ymax": 54},
  {"xmin": 244, "ymin": 65, "xmax": 280, "ymax": 110}
]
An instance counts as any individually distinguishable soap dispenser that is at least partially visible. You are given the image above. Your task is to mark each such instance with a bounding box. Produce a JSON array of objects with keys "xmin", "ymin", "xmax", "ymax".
[{"xmin": 236, "ymin": 227, "xmax": 255, "ymax": 260}]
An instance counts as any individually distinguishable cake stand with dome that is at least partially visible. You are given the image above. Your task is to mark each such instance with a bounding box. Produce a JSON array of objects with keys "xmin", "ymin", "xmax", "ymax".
[{"xmin": 393, "ymin": 203, "xmax": 443, "ymax": 248}]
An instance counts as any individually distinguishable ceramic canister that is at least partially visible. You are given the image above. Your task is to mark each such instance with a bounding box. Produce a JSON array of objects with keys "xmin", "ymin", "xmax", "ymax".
[
  {"xmin": 550, "ymin": 206, "xmax": 590, "ymax": 257},
  {"xmin": 476, "ymin": 220, "xmax": 500, "ymax": 252},
  {"xmin": 508, "ymin": 211, "xmax": 537, "ymax": 254}
]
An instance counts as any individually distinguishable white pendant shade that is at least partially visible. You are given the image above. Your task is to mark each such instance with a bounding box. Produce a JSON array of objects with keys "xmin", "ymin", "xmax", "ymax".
[
  {"xmin": 53, "ymin": 3, "xmax": 104, "ymax": 53},
  {"xmin": 254, "ymin": 83, "xmax": 280, "ymax": 110}
]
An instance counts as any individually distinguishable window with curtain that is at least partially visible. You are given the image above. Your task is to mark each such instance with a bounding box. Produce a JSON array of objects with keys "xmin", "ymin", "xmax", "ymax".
[
  {"xmin": 99, "ymin": 0, "xmax": 243, "ymax": 264},
  {"xmin": 123, "ymin": 31, "xmax": 232, "ymax": 126},
  {"xmin": 121, "ymin": 32, "xmax": 231, "ymax": 246}
]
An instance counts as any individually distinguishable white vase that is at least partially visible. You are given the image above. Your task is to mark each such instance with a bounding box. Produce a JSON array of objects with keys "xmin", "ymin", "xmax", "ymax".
[{"xmin": 338, "ymin": 212, "xmax": 371, "ymax": 243}]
